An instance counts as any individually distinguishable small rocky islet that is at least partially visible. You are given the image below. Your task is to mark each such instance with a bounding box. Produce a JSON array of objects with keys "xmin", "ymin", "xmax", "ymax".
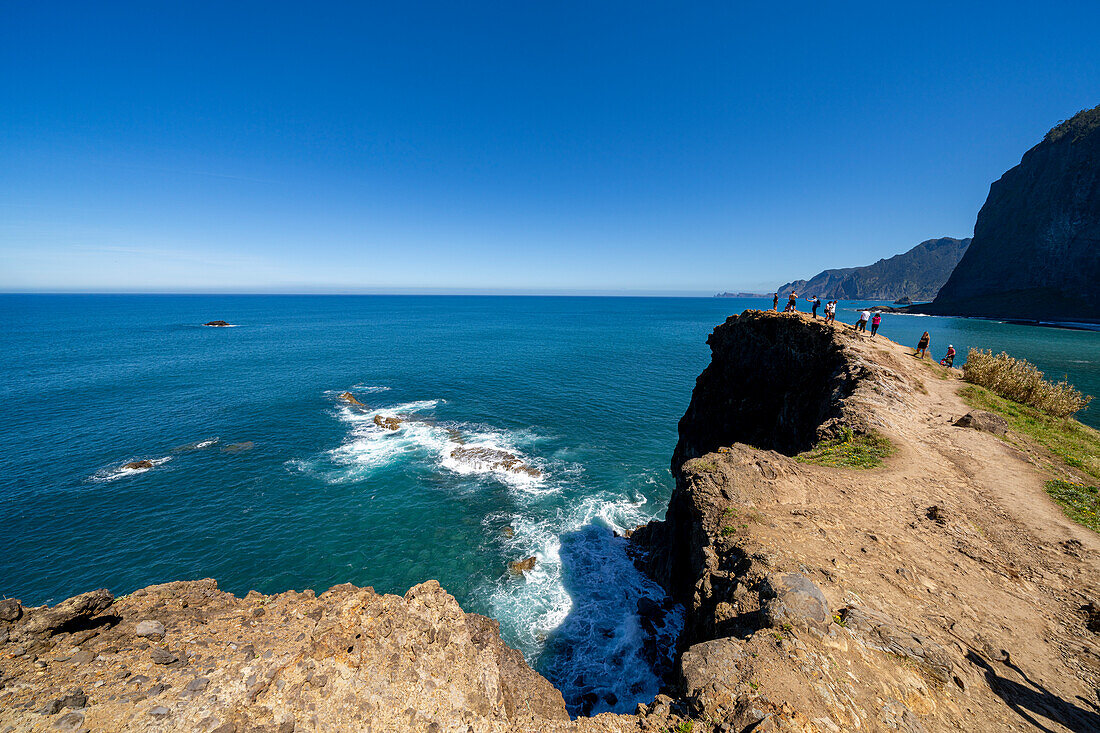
[{"xmin": 4, "ymin": 310, "xmax": 1097, "ymax": 732}]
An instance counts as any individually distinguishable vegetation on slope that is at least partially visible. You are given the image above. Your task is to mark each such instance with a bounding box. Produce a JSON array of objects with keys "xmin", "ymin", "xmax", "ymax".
[
  {"xmin": 796, "ymin": 428, "xmax": 894, "ymax": 469},
  {"xmin": 1044, "ymin": 479, "xmax": 1100, "ymax": 532},
  {"xmin": 963, "ymin": 348, "xmax": 1092, "ymax": 418}
]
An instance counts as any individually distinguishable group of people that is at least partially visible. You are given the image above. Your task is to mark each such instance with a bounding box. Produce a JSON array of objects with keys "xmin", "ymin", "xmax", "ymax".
[
  {"xmin": 771, "ymin": 292, "xmax": 837, "ymax": 321},
  {"xmin": 769, "ymin": 292, "xmax": 956, "ymax": 365}
]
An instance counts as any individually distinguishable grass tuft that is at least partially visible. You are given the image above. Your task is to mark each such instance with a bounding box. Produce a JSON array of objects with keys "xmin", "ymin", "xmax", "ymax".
[
  {"xmin": 796, "ymin": 428, "xmax": 893, "ymax": 469},
  {"xmin": 1045, "ymin": 479, "xmax": 1099, "ymax": 532}
]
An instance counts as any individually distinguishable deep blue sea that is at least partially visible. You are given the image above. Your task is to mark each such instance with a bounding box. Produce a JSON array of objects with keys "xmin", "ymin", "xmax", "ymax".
[{"xmin": 2, "ymin": 294, "xmax": 1097, "ymax": 714}]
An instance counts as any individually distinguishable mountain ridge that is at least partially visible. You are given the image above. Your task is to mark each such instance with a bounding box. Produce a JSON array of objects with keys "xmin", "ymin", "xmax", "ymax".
[{"xmin": 776, "ymin": 236, "xmax": 970, "ymax": 300}]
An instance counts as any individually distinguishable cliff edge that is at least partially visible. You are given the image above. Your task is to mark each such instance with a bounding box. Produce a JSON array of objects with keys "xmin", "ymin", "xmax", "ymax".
[{"xmin": 633, "ymin": 310, "xmax": 1100, "ymax": 731}]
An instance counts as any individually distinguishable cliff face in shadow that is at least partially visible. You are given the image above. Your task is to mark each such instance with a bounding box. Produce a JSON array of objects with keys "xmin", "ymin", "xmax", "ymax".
[
  {"xmin": 777, "ymin": 237, "xmax": 971, "ymax": 301},
  {"xmin": 921, "ymin": 105, "xmax": 1100, "ymax": 321}
]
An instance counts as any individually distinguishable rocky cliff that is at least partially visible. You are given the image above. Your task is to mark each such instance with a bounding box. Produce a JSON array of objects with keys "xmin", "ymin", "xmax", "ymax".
[
  {"xmin": 631, "ymin": 310, "xmax": 1099, "ymax": 731},
  {"xmin": 3, "ymin": 312, "xmax": 1099, "ymax": 732},
  {"xmin": 776, "ymin": 237, "xmax": 971, "ymax": 301},
  {"xmin": 921, "ymin": 105, "xmax": 1100, "ymax": 321}
]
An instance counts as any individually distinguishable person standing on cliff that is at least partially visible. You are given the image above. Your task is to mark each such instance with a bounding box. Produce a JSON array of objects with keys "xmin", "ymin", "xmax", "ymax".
[
  {"xmin": 916, "ymin": 331, "xmax": 931, "ymax": 358},
  {"xmin": 870, "ymin": 311, "xmax": 882, "ymax": 337},
  {"xmin": 809, "ymin": 295, "xmax": 821, "ymax": 318},
  {"xmin": 786, "ymin": 292, "xmax": 798, "ymax": 313},
  {"xmin": 772, "ymin": 293, "xmax": 779, "ymax": 311},
  {"xmin": 854, "ymin": 309, "xmax": 870, "ymax": 332}
]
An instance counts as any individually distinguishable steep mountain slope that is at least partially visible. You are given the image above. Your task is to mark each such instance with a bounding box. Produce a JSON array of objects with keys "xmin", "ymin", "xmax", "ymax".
[
  {"xmin": 777, "ymin": 237, "xmax": 970, "ymax": 300},
  {"xmin": 921, "ymin": 105, "xmax": 1100, "ymax": 321}
]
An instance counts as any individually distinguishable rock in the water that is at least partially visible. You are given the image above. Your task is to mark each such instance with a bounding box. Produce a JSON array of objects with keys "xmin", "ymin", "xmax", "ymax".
[
  {"xmin": 338, "ymin": 391, "xmax": 365, "ymax": 407},
  {"xmin": 954, "ymin": 411, "xmax": 1009, "ymax": 436},
  {"xmin": 761, "ymin": 572, "xmax": 831, "ymax": 630},
  {"xmin": 509, "ymin": 556, "xmax": 537, "ymax": 575},
  {"xmin": 449, "ymin": 446, "xmax": 542, "ymax": 477},
  {"xmin": 203, "ymin": 320, "xmax": 231, "ymax": 327},
  {"xmin": 123, "ymin": 460, "xmax": 155, "ymax": 470},
  {"xmin": 23, "ymin": 588, "xmax": 113, "ymax": 635},
  {"xmin": 373, "ymin": 414, "xmax": 402, "ymax": 430},
  {"xmin": 0, "ymin": 597, "xmax": 22, "ymax": 622},
  {"xmin": 134, "ymin": 619, "xmax": 165, "ymax": 638}
]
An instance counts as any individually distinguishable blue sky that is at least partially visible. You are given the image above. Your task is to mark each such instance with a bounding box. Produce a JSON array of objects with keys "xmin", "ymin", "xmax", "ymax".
[{"xmin": 2, "ymin": 2, "xmax": 1098, "ymax": 294}]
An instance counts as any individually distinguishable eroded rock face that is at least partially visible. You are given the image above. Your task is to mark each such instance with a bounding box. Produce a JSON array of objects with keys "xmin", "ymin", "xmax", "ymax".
[
  {"xmin": 0, "ymin": 580, "xmax": 577, "ymax": 732},
  {"xmin": 672, "ymin": 310, "xmax": 875, "ymax": 465},
  {"xmin": 924, "ymin": 104, "xmax": 1100, "ymax": 321}
]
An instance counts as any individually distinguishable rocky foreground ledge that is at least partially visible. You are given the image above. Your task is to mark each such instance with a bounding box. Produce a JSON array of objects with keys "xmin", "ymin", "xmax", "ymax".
[{"xmin": 3, "ymin": 310, "xmax": 1099, "ymax": 732}]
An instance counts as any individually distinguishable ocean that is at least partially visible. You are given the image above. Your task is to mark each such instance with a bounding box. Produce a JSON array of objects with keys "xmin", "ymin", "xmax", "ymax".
[{"xmin": 2, "ymin": 294, "xmax": 1097, "ymax": 714}]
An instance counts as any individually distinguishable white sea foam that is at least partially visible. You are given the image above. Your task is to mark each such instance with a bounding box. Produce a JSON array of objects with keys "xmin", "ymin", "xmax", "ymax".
[
  {"xmin": 90, "ymin": 456, "xmax": 172, "ymax": 482},
  {"xmin": 480, "ymin": 489, "xmax": 681, "ymax": 715},
  {"xmin": 351, "ymin": 384, "xmax": 392, "ymax": 393}
]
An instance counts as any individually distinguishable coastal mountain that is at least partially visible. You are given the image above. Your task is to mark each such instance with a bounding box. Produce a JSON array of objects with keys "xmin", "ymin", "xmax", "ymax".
[
  {"xmin": 920, "ymin": 105, "xmax": 1100, "ymax": 321},
  {"xmin": 776, "ymin": 236, "xmax": 970, "ymax": 300}
]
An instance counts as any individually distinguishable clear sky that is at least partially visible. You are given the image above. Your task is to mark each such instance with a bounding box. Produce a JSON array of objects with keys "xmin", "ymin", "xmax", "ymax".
[{"xmin": 2, "ymin": 2, "xmax": 1098, "ymax": 294}]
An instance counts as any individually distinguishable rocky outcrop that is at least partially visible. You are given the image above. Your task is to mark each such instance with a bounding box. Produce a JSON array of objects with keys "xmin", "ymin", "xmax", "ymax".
[
  {"xmin": 203, "ymin": 321, "xmax": 231, "ymax": 327},
  {"xmin": 338, "ymin": 392, "xmax": 365, "ymax": 407},
  {"xmin": 921, "ymin": 105, "xmax": 1100, "ymax": 321},
  {"xmin": 373, "ymin": 414, "xmax": 402, "ymax": 430},
  {"xmin": 0, "ymin": 580, "xmax": 587, "ymax": 732},
  {"xmin": 777, "ymin": 236, "xmax": 971, "ymax": 301},
  {"xmin": 122, "ymin": 460, "xmax": 155, "ymax": 470},
  {"xmin": 671, "ymin": 310, "xmax": 896, "ymax": 466},
  {"xmin": 954, "ymin": 410, "xmax": 1009, "ymax": 436},
  {"xmin": 450, "ymin": 446, "xmax": 542, "ymax": 478},
  {"xmin": 631, "ymin": 310, "xmax": 1100, "ymax": 732}
]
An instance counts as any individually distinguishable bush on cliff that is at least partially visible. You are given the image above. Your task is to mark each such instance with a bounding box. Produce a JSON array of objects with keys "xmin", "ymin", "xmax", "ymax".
[{"xmin": 963, "ymin": 348, "xmax": 1092, "ymax": 419}]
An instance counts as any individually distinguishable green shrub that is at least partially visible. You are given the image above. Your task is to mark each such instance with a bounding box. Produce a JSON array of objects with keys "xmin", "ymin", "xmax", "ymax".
[
  {"xmin": 796, "ymin": 428, "xmax": 893, "ymax": 469},
  {"xmin": 963, "ymin": 349, "xmax": 1092, "ymax": 418}
]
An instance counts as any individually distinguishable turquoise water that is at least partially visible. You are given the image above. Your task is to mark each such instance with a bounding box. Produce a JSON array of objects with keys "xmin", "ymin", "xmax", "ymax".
[{"xmin": 2, "ymin": 294, "xmax": 1097, "ymax": 713}]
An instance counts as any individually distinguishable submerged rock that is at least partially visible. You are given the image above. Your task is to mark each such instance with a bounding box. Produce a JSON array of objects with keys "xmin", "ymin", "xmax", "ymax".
[
  {"xmin": 509, "ymin": 556, "xmax": 537, "ymax": 575},
  {"xmin": 373, "ymin": 414, "xmax": 402, "ymax": 430},
  {"xmin": 122, "ymin": 460, "xmax": 155, "ymax": 470},
  {"xmin": 449, "ymin": 446, "xmax": 542, "ymax": 477}
]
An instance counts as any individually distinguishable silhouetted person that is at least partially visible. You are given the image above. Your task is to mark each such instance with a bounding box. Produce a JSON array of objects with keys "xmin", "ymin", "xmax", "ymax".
[
  {"xmin": 916, "ymin": 331, "xmax": 930, "ymax": 358},
  {"xmin": 772, "ymin": 293, "xmax": 779, "ymax": 311}
]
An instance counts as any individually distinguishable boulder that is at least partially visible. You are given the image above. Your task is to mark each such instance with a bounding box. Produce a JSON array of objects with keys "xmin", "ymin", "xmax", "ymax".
[
  {"xmin": 761, "ymin": 572, "xmax": 831, "ymax": 630},
  {"xmin": 0, "ymin": 597, "xmax": 22, "ymax": 622},
  {"xmin": 123, "ymin": 460, "xmax": 155, "ymax": 470},
  {"xmin": 508, "ymin": 557, "xmax": 537, "ymax": 575},
  {"xmin": 679, "ymin": 637, "xmax": 744, "ymax": 704},
  {"xmin": 23, "ymin": 588, "xmax": 113, "ymax": 635},
  {"xmin": 373, "ymin": 415, "xmax": 402, "ymax": 430},
  {"xmin": 150, "ymin": 646, "xmax": 178, "ymax": 665},
  {"xmin": 338, "ymin": 392, "xmax": 365, "ymax": 407},
  {"xmin": 954, "ymin": 411, "xmax": 1009, "ymax": 436},
  {"xmin": 135, "ymin": 620, "xmax": 165, "ymax": 638},
  {"xmin": 203, "ymin": 320, "xmax": 231, "ymax": 327}
]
